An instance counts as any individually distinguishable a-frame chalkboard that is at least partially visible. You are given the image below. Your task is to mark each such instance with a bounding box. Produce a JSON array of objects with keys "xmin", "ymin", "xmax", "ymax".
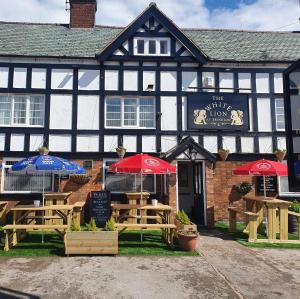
[{"xmin": 89, "ymin": 191, "xmax": 111, "ymax": 227}]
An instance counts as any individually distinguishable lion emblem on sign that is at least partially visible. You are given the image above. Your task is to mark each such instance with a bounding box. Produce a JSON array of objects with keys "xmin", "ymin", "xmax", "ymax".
[
  {"xmin": 231, "ymin": 110, "xmax": 243, "ymax": 126},
  {"xmin": 194, "ymin": 109, "xmax": 207, "ymax": 125}
]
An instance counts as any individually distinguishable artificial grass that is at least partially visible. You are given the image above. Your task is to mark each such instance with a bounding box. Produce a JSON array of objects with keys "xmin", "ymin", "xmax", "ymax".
[
  {"xmin": 0, "ymin": 230, "xmax": 198, "ymax": 257},
  {"xmin": 213, "ymin": 221, "xmax": 300, "ymax": 249}
]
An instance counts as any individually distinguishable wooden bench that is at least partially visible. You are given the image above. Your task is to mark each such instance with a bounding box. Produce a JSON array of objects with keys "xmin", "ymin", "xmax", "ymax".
[
  {"xmin": 3, "ymin": 224, "xmax": 69, "ymax": 252},
  {"xmin": 228, "ymin": 207, "xmax": 259, "ymax": 242},
  {"xmin": 288, "ymin": 211, "xmax": 300, "ymax": 240},
  {"xmin": 115, "ymin": 223, "xmax": 176, "ymax": 247}
]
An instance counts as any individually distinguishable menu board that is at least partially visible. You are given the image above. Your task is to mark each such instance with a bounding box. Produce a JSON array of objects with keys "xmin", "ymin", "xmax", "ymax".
[
  {"xmin": 89, "ymin": 191, "xmax": 111, "ymax": 227},
  {"xmin": 256, "ymin": 176, "xmax": 278, "ymax": 197}
]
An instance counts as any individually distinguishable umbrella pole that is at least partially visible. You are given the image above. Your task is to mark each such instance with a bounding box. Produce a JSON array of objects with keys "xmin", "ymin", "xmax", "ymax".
[
  {"xmin": 42, "ymin": 171, "xmax": 45, "ymax": 244},
  {"xmin": 263, "ymin": 175, "xmax": 267, "ymax": 198}
]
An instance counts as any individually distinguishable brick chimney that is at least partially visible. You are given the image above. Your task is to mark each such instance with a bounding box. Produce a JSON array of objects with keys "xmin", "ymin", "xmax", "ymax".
[{"xmin": 69, "ymin": 0, "xmax": 97, "ymax": 28}]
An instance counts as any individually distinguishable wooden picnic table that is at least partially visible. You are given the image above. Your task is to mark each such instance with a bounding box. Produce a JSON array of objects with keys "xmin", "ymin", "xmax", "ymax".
[
  {"xmin": 125, "ymin": 192, "xmax": 150, "ymax": 224},
  {"xmin": 3, "ymin": 202, "xmax": 85, "ymax": 252}
]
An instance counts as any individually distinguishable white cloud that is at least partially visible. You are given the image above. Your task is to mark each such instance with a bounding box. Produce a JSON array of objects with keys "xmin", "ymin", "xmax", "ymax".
[{"xmin": 0, "ymin": 0, "xmax": 299, "ymax": 31}]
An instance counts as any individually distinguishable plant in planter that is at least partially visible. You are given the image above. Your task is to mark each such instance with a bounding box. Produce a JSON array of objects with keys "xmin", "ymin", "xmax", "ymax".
[
  {"xmin": 65, "ymin": 218, "xmax": 118, "ymax": 255},
  {"xmin": 69, "ymin": 174, "xmax": 90, "ymax": 185},
  {"xmin": 104, "ymin": 217, "xmax": 116, "ymax": 231},
  {"xmin": 288, "ymin": 200, "xmax": 300, "ymax": 234},
  {"xmin": 218, "ymin": 149, "xmax": 230, "ymax": 161},
  {"xmin": 274, "ymin": 149, "xmax": 287, "ymax": 162},
  {"xmin": 175, "ymin": 210, "xmax": 197, "ymax": 233},
  {"xmin": 234, "ymin": 182, "xmax": 253, "ymax": 196}
]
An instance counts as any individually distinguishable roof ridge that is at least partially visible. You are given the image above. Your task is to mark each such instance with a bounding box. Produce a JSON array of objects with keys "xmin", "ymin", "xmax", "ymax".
[{"xmin": 182, "ymin": 27, "xmax": 297, "ymax": 34}]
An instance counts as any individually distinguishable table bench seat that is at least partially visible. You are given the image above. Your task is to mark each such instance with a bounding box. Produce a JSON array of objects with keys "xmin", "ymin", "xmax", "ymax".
[
  {"xmin": 115, "ymin": 223, "xmax": 176, "ymax": 229},
  {"xmin": 3, "ymin": 224, "xmax": 68, "ymax": 230}
]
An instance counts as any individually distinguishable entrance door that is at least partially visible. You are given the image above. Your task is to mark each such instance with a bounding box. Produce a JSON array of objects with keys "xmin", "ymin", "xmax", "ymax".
[{"xmin": 177, "ymin": 161, "xmax": 205, "ymax": 225}]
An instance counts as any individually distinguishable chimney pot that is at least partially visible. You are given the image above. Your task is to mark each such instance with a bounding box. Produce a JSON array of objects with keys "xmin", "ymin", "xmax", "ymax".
[{"xmin": 69, "ymin": 0, "xmax": 97, "ymax": 28}]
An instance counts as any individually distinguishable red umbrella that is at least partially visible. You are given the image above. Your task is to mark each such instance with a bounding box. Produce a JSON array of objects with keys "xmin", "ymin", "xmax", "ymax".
[
  {"xmin": 109, "ymin": 154, "xmax": 176, "ymax": 199},
  {"xmin": 233, "ymin": 159, "xmax": 288, "ymax": 197}
]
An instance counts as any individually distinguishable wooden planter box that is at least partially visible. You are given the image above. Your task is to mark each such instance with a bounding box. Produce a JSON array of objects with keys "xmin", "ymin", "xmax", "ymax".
[
  {"xmin": 64, "ymin": 231, "xmax": 118, "ymax": 255},
  {"xmin": 175, "ymin": 219, "xmax": 197, "ymax": 233}
]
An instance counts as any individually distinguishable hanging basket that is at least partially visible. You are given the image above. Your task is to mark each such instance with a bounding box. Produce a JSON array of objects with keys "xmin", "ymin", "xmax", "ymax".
[
  {"xmin": 38, "ymin": 146, "xmax": 49, "ymax": 155},
  {"xmin": 218, "ymin": 149, "xmax": 230, "ymax": 161},
  {"xmin": 274, "ymin": 150, "xmax": 286, "ymax": 162},
  {"xmin": 69, "ymin": 174, "xmax": 90, "ymax": 185},
  {"xmin": 116, "ymin": 146, "xmax": 127, "ymax": 159},
  {"xmin": 234, "ymin": 182, "xmax": 253, "ymax": 196}
]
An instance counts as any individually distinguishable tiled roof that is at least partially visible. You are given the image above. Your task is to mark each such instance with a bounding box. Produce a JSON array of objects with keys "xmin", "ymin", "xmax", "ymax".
[{"xmin": 0, "ymin": 21, "xmax": 300, "ymax": 62}]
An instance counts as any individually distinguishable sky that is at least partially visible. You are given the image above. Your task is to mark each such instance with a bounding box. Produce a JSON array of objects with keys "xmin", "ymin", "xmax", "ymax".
[{"xmin": 0, "ymin": 0, "xmax": 299, "ymax": 31}]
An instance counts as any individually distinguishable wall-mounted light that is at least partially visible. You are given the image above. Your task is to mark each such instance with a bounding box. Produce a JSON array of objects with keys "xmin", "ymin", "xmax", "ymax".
[
  {"xmin": 188, "ymin": 146, "xmax": 198, "ymax": 161},
  {"xmin": 146, "ymin": 84, "xmax": 154, "ymax": 92}
]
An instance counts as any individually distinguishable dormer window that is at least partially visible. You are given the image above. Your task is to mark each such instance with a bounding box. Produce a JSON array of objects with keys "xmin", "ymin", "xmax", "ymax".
[{"xmin": 134, "ymin": 38, "xmax": 170, "ymax": 56}]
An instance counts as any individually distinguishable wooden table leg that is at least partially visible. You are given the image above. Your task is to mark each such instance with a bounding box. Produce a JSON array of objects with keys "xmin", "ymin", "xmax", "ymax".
[
  {"xmin": 12, "ymin": 211, "xmax": 17, "ymax": 246},
  {"xmin": 279, "ymin": 206, "xmax": 288, "ymax": 241},
  {"xmin": 267, "ymin": 204, "xmax": 277, "ymax": 241}
]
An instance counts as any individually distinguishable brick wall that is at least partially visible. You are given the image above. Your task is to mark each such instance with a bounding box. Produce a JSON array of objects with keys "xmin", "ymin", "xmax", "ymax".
[{"xmin": 70, "ymin": 2, "xmax": 97, "ymax": 28}]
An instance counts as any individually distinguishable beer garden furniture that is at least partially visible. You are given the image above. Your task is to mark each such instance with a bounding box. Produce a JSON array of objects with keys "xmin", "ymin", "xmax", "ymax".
[{"xmin": 0, "ymin": 201, "xmax": 8, "ymax": 223}]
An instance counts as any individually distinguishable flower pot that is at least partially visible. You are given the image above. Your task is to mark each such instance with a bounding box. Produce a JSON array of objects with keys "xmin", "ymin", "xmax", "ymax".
[
  {"xmin": 274, "ymin": 150, "xmax": 286, "ymax": 162},
  {"xmin": 151, "ymin": 199, "xmax": 158, "ymax": 206},
  {"xmin": 175, "ymin": 219, "xmax": 197, "ymax": 233},
  {"xmin": 116, "ymin": 146, "xmax": 126, "ymax": 159},
  {"xmin": 34, "ymin": 200, "xmax": 40, "ymax": 207},
  {"xmin": 288, "ymin": 215, "xmax": 299, "ymax": 234},
  {"xmin": 177, "ymin": 232, "xmax": 198, "ymax": 251},
  {"xmin": 69, "ymin": 174, "xmax": 90, "ymax": 185},
  {"xmin": 218, "ymin": 149, "xmax": 230, "ymax": 161}
]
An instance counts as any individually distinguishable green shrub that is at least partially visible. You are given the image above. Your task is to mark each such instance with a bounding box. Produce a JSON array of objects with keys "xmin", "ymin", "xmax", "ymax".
[
  {"xmin": 104, "ymin": 218, "xmax": 116, "ymax": 231},
  {"xmin": 86, "ymin": 218, "xmax": 98, "ymax": 231},
  {"xmin": 289, "ymin": 200, "xmax": 300, "ymax": 213},
  {"xmin": 70, "ymin": 219, "xmax": 81, "ymax": 232},
  {"xmin": 176, "ymin": 210, "xmax": 190, "ymax": 225}
]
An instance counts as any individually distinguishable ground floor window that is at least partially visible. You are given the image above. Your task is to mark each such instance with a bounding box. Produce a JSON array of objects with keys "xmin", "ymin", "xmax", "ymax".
[
  {"xmin": 103, "ymin": 160, "xmax": 155, "ymax": 193},
  {"xmin": 1, "ymin": 159, "xmax": 53, "ymax": 193}
]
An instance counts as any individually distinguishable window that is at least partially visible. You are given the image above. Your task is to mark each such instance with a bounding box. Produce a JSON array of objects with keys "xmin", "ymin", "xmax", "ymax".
[
  {"xmin": 137, "ymin": 40, "xmax": 144, "ymax": 54},
  {"xmin": 0, "ymin": 94, "xmax": 45, "ymax": 127},
  {"xmin": 105, "ymin": 97, "xmax": 155, "ymax": 129},
  {"xmin": 103, "ymin": 160, "xmax": 155, "ymax": 193},
  {"xmin": 134, "ymin": 38, "xmax": 170, "ymax": 56},
  {"xmin": 2, "ymin": 159, "xmax": 53, "ymax": 193},
  {"xmin": 275, "ymin": 98, "xmax": 285, "ymax": 131}
]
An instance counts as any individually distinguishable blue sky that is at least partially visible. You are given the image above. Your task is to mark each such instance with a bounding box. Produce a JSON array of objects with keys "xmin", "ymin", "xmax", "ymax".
[{"xmin": 0, "ymin": 0, "xmax": 299, "ymax": 31}]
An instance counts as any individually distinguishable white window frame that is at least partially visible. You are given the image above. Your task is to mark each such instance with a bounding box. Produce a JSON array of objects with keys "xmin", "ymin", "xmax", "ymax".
[
  {"xmin": 275, "ymin": 98, "xmax": 285, "ymax": 131},
  {"xmin": 1, "ymin": 158, "xmax": 54, "ymax": 194},
  {"xmin": 105, "ymin": 97, "xmax": 156, "ymax": 129},
  {"xmin": 0, "ymin": 94, "xmax": 45, "ymax": 127},
  {"xmin": 103, "ymin": 159, "xmax": 156, "ymax": 194},
  {"xmin": 134, "ymin": 37, "xmax": 171, "ymax": 56}
]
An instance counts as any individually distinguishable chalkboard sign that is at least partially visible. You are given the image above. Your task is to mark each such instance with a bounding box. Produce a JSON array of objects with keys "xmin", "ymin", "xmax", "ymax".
[
  {"xmin": 89, "ymin": 191, "xmax": 111, "ymax": 227},
  {"xmin": 256, "ymin": 176, "xmax": 278, "ymax": 197}
]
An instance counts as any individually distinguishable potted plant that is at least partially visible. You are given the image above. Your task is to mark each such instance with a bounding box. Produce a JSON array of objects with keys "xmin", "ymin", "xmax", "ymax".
[
  {"xmin": 288, "ymin": 200, "xmax": 300, "ymax": 234},
  {"xmin": 38, "ymin": 146, "xmax": 49, "ymax": 155},
  {"xmin": 64, "ymin": 218, "xmax": 118, "ymax": 255},
  {"xmin": 177, "ymin": 230, "xmax": 198, "ymax": 252},
  {"xmin": 218, "ymin": 149, "xmax": 230, "ymax": 161},
  {"xmin": 175, "ymin": 210, "xmax": 197, "ymax": 233},
  {"xmin": 274, "ymin": 149, "xmax": 286, "ymax": 162},
  {"xmin": 69, "ymin": 174, "xmax": 90, "ymax": 185},
  {"xmin": 234, "ymin": 182, "xmax": 253, "ymax": 196}
]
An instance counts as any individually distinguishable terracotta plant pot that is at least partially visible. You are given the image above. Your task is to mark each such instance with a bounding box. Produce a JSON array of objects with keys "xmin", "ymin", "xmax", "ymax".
[
  {"xmin": 177, "ymin": 232, "xmax": 198, "ymax": 251},
  {"xmin": 274, "ymin": 150, "xmax": 286, "ymax": 162},
  {"xmin": 218, "ymin": 149, "xmax": 230, "ymax": 161}
]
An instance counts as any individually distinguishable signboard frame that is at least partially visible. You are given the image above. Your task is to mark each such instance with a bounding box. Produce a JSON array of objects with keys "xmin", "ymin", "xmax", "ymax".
[{"xmin": 89, "ymin": 191, "xmax": 111, "ymax": 227}]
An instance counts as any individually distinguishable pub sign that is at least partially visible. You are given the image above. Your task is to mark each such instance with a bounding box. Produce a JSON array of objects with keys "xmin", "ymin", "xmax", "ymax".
[{"xmin": 187, "ymin": 93, "xmax": 249, "ymax": 131}]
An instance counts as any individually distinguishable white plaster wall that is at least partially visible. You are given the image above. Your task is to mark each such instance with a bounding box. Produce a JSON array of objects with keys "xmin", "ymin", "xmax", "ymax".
[
  {"xmin": 277, "ymin": 136, "xmax": 286, "ymax": 150},
  {"xmin": 123, "ymin": 135, "xmax": 137, "ymax": 152},
  {"xmin": 10, "ymin": 134, "xmax": 24, "ymax": 151},
  {"xmin": 241, "ymin": 137, "xmax": 254, "ymax": 153},
  {"xmin": 31, "ymin": 68, "xmax": 46, "ymax": 89},
  {"xmin": 0, "ymin": 67, "xmax": 9, "ymax": 88},
  {"xmin": 13, "ymin": 68, "xmax": 27, "ymax": 88},
  {"xmin": 256, "ymin": 73, "xmax": 269, "ymax": 93},
  {"xmin": 219, "ymin": 72, "xmax": 234, "ymax": 92},
  {"xmin": 182, "ymin": 72, "xmax": 197, "ymax": 91},
  {"xmin": 248, "ymin": 97, "xmax": 254, "ymax": 131},
  {"xmin": 50, "ymin": 95, "xmax": 72, "ymax": 130},
  {"xmin": 161, "ymin": 96, "xmax": 177, "ymax": 131},
  {"xmin": 124, "ymin": 62, "xmax": 139, "ymax": 66},
  {"xmin": 104, "ymin": 135, "xmax": 118, "ymax": 152},
  {"xmin": 29, "ymin": 134, "xmax": 43, "ymax": 151},
  {"xmin": 77, "ymin": 95, "xmax": 99, "ymax": 130},
  {"xmin": 257, "ymin": 98, "xmax": 272, "ymax": 132},
  {"xmin": 51, "ymin": 69, "xmax": 73, "ymax": 90},
  {"xmin": 182, "ymin": 96, "xmax": 187, "ymax": 131},
  {"xmin": 124, "ymin": 71, "xmax": 138, "ymax": 91},
  {"xmin": 105, "ymin": 70, "xmax": 119, "ymax": 90},
  {"xmin": 0, "ymin": 133, "xmax": 5, "ymax": 151},
  {"xmin": 142, "ymin": 135, "xmax": 156, "ymax": 152},
  {"xmin": 76, "ymin": 135, "xmax": 99, "ymax": 152},
  {"xmin": 160, "ymin": 71, "xmax": 177, "ymax": 91},
  {"xmin": 143, "ymin": 71, "xmax": 155, "ymax": 91},
  {"xmin": 49, "ymin": 135, "xmax": 71, "ymax": 152},
  {"xmin": 222, "ymin": 136, "xmax": 236, "ymax": 152},
  {"xmin": 78, "ymin": 70, "xmax": 99, "ymax": 90},
  {"xmin": 203, "ymin": 136, "xmax": 218, "ymax": 153},
  {"xmin": 259, "ymin": 136, "xmax": 273, "ymax": 153},
  {"xmin": 238, "ymin": 73, "xmax": 251, "ymax": 93},
  {"xmin": 161, "ymin": 136, "xmax": 177, "ymax": 152},
  {"xmin": 274, "ymin": 73, "xmax": 283, "ymax": 94}
]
